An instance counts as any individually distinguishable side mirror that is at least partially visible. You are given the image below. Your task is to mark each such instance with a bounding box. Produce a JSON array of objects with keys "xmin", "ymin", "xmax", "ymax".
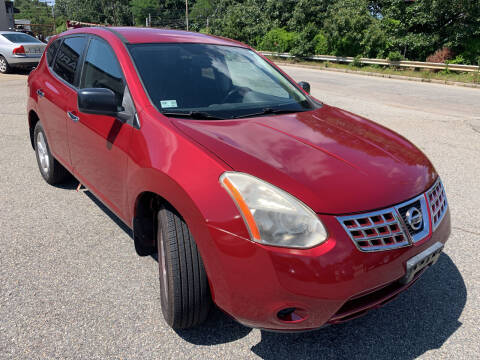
[
  {"xmin": 78, "ymin": 88, "xmax": 120, "ymax": 116},
  {"xmin": 298, "ymin": 81, "xmax": 311, "ymax": 94}
]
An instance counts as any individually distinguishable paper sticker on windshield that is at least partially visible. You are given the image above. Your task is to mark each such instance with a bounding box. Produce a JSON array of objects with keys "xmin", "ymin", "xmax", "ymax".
[{"xmin": 160, "ymin": 100, "xmax": 178, "ymax": 108}]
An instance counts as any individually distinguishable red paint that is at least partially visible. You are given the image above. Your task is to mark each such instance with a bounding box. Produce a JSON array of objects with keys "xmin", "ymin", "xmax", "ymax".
[{"xmin": 27, "ymin": 28, "xmax": 451, "ymax": 331}]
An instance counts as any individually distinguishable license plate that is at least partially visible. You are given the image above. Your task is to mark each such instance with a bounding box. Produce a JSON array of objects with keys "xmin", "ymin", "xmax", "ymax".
[
  {"xmin": 399, "ymin": 242, "xmax": 443, "ymax": 284},
  {"xmin": 26, "ymin": 47, "xmax": 42, "ymax": 54}
]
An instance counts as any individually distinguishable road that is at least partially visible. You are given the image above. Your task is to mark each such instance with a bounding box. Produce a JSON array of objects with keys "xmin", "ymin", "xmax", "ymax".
[{"xmin": 0, "ymin": 67, "xmax": 479, "ymax": 359}]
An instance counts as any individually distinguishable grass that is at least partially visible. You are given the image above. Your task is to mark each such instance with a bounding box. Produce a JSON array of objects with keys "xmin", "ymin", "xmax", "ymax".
[{"xmin": 268, "ymin": 56, "xmax": 480, "ymax": 85}]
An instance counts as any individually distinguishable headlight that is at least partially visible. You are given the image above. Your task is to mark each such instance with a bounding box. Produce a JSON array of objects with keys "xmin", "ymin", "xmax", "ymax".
[{"xmin": 220, "ymin": 172, "xmax": 327, "ymax": 248}]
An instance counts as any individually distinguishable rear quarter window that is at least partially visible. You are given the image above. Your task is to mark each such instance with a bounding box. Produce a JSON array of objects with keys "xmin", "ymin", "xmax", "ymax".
[
  {"xmin": 52, "ymin": 36, "xmax": 87, "ymax": 86},
  {"xmin": 1, "ymin": 33, "xmax": 42, "ymax": 43},
  {"xmin": 46, "ymin": 39, "xmax": 61, "ymax": 67}
]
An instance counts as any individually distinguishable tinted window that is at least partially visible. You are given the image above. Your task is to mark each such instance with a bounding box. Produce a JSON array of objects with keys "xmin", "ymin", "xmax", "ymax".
[
  {"xmin": 46, "ymin": 39, "xmax": 61, "ymax": 67},
  {"xmin": 80, "ymin": 38, "xmax": 124, "ymax": 106},
  {"xmin": 1, "ymin": 33, "xmax": 42, "ymax": 43},
  {"xmin": 52, "ymin": 37, "xmax": 87, "ymax": 86}
]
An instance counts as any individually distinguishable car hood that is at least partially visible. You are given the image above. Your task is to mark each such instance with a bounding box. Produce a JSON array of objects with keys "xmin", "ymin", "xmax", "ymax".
[{"xmin": 172, "ymin": 104, "xmax": 437, "ymax": 214}]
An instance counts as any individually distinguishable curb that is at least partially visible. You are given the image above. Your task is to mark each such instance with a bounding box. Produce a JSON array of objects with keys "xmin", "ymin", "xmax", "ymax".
[{"xmin": 273, "ymin": 61, "xmax": 480, "ymax": 90}]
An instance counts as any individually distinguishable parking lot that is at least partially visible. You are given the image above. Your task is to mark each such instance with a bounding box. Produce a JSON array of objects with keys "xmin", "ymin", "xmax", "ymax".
[{"xmin": 0, "ymin": 67, "xmax": 479, "ymax": 359}]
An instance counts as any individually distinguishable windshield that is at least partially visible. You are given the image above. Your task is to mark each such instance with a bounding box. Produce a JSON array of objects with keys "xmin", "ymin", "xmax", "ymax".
[
  {"xmin": 1, "ymin": 33, "xmax": 42, "ymax": 43},
  {"xmin": 128, "ymin": 43, "xmax": 316, "ymax": 119}
]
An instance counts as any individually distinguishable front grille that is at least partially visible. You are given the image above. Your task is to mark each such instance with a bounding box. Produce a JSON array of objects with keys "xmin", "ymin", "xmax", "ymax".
[
  {"xmin": 427, "ymin": 179, "xmax": 448, "ymax": 231},
  {"xmin": 338, "ymin": 209, "xmax": 410, "ymax": 252},
  {"xmin": 337, "ymin": 178, "xmax": 448, "ymax": 252}
]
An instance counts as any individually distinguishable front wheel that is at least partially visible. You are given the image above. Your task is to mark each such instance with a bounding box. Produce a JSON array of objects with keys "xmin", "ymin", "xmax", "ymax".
[{"xmin": 157, "ymin": 205, "xmax": 212, "ymax": 329}]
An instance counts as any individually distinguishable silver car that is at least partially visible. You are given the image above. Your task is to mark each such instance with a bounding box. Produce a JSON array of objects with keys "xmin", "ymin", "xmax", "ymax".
[{"xmin": 0, "ymin": 31, "xmax": 46, "ymax": 74}]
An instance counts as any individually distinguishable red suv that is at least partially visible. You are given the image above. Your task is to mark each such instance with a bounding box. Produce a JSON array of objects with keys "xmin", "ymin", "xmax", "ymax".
[{"xmin": 27, "ymin": 27, "xmax": 451, "ymax": 331}]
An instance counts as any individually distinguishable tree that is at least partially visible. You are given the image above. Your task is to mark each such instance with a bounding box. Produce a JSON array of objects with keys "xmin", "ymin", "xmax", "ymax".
[
  {"xmin": 130, "ymin": 0, "xmax": 158, "ymax": 25},
  {"xmin": 210, "ymin": 0, "xmax": 267, "ymax": 46},
  {"xmin": 290, "ymin": 23, "xmax": 318, "ymax": 58},
  {"xmin": 323, "ymin": 0, "xmax": 381, "ymax": 57},
  {"xmin": 14, "ymin": 0, "xmax": 55, "ymax": 35},
  {"xmin": 288, "ymin": 0, "xmax": 329, "ymax": 32},
  {"xmin": 55, "ymin": 0, "xmax": 132, "ymax": 26},
  {"xmin": 370, "ymin": 0, "xmax": 480, "ymax": 62}
]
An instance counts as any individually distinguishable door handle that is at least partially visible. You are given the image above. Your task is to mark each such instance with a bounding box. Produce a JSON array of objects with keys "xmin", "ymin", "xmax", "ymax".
[
  {"xmin": 67, "ymin": 111, "xmax": 80, "ymax": 122},
  {"xmin": 36, "ymin": 89, "xmax": 44, "ymax": 97}
]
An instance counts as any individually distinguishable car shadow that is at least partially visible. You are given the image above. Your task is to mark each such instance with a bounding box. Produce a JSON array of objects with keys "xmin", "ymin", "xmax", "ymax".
[
  {"xmin": 53, "ymin": 177, "xmax": 79, "ymax": 190},
  {"xmin": 83, "ymin": 189, "xmax": 133, "ymax": 239},
  {"xmin": 175, "ymin": 306, "xmax": 253, "ymax": 345}
]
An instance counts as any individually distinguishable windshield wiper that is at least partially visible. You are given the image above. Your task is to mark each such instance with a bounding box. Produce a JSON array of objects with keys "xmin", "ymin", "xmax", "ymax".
[
  {"xmin": 233, "ymin": 108, "xmax": 305, "ymax": 119},
  {"xmin": 161, "ymin": 111, "xmax": 225, "ymax": 120}
]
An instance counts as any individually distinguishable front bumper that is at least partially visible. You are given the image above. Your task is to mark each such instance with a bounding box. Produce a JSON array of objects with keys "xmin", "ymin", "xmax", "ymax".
[{"xmin": 206, "ymin": 208, "xmax": 451, "ymax": 331}]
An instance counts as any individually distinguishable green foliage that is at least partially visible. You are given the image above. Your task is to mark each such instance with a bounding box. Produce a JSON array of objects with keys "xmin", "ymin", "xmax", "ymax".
[
  {"xmin": 290, "ymin": 23, "xmax": 318, "ymax": 59},
  {"xmin": 210, "ymin": 0, "xmax": 268, "ymax": 46},
  {"xmin": 259, "ymin": 28, "xmax": 298, "ymax": 53},
  {"xmin": 447, "ymin": 55, "xmax": 465, "ymax": 65},
  {"xmin": 370, "ymin": 0, "xmax": 480, "ymax": 61},
  {"xmin": 322, "ymin": 0, "xmax": 380, "ymax": 57},
  {"xmin": 352, "ymin": 55, "xmax": 362, "ymax": 67},
  {"xmin": 130, "ymin": 0, "xmax": 157, "ymax": 25},
  {"xmin": 190, "ymin": 0, "xmax": 214, "ymax": 20},
  {"xmin": 387, "ymin": 51, "xmax": 404, "ymax": 62},
  {"xmin": 16, "ymin": 0, "xmax": 478, "ymax": 65},
  {"xmin": 55, "ymin": 0, "xmax": 132, "ymax": 26},
  {"xmin": 460, "ymin": 38, "xmax": 480, "ymax": 65},
  {"xmin": 14, "ymin": 0, "xmax": 55, "ymax": 36},
  {"xmin": 287, "ymin": 0, "xmax": 329, "ymax": 32},
  {"xmin": 313, "ymin": 32, "xmax": 328, "ymax": 55}
]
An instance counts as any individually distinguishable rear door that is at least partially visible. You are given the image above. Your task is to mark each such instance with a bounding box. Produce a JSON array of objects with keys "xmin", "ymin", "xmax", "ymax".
[
  {"xmin": 68, "ymin": 35, "xmax": 133, "ymax": 219},
  {"xmin": 37, "ymin": 36, "xmax": 87, "ymax": 167}
]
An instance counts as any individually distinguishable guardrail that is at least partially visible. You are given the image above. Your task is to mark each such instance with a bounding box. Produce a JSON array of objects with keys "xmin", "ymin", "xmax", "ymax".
[{"xmin": 260, "ymin": 52, "xmax": 480, "ymax": 73}]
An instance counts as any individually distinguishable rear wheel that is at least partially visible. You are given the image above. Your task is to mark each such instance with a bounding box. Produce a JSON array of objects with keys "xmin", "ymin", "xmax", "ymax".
[
  {"xmin": 0, "ymin": 56, "xmax": 10, "ymax": 74},
  {"xmin": 34, "ymin": 122, "xmax": 70, "ymax": 185},
  {"xmin": 157, "ymin": 205, "xmax": 212, "ymax": 329}
]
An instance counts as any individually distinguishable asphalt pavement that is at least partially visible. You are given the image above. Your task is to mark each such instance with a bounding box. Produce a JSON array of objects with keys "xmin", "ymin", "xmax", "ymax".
[{"xmin": 0, "ymin": 67, "xmax": 479, "ymax": 359}]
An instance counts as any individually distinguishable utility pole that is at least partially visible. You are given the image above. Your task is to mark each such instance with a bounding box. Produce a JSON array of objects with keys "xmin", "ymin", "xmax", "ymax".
[
  {"xmin": 148, "ymin": 13, "xmax": 151, "ymax": 27},
  {"xmin": 51, "ymin": 2, "xmax": 56, "ymax": 34},
  {"xmin": 185, "ymin": 0, "xmax": 189, "ymax": 31}
]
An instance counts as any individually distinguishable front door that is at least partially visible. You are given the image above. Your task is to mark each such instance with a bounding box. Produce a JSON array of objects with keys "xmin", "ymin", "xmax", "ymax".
[{"xmin": 67, "ymin": 36, "xmax": 133, "ymax": 220}]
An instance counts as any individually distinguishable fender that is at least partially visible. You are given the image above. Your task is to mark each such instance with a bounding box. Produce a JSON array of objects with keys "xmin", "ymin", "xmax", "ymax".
[{"xmin": 125, "ymin": 106, "xmax": 252, "ymax": 306}]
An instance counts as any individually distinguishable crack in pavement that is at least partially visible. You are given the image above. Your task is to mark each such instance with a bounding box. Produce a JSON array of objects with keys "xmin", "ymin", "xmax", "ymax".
[{"xmin": 452, "ymin": 226, "xmax": 480, "ymax": 237}]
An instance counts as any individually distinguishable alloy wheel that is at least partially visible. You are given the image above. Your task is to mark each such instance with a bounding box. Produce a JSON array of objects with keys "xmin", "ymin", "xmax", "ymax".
[
  {"xmin": 36, "ymin": 132, "xmax": 50, "ymax": 175},
  {"xmin": 0, "ymin": 58, "xmax": 7, "ymax": 73}
]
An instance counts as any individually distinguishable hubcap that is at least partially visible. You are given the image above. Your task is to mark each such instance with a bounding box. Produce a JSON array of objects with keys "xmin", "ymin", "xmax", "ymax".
[
  {"xmin": 36, "ymin": 132, "xmax": 50, "ymax": 174},
  {"xmin": 159, "ymin": 233, "xmax": 169, "ymax": 302},
  {"xmin": 0, "ymin": 59, "xmax": 6, "ymax": 73}
]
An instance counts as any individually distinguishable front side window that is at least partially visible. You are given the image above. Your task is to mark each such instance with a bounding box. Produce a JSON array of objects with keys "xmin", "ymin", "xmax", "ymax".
[
  {"xmin": 52, "ymin": 36, "xmax": 87, "ymax": 86},
  {"xmin": 1, "ymin": 33, "xmax": 42, "ymax": 43},
  {"xmin": 128, "ymin": 43, "xmax": 315, "ymax": 119},
  {"xmin": 80, "ymin": 37, "xmax": 125, "ymax": 106}
]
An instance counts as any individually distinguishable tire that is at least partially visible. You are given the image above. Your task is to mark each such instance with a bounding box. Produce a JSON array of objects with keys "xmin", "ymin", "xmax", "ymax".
[
  {"xmin": 0, "ymin": 55, "xmax": 10, "ymax": 74},
  {"xmin": 157, "ymin": 205, "xmax": 212, "ymax": 329},
  {"xmin": 34, "ymin": 122, "xmax": 70, "ymax": 185}
]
